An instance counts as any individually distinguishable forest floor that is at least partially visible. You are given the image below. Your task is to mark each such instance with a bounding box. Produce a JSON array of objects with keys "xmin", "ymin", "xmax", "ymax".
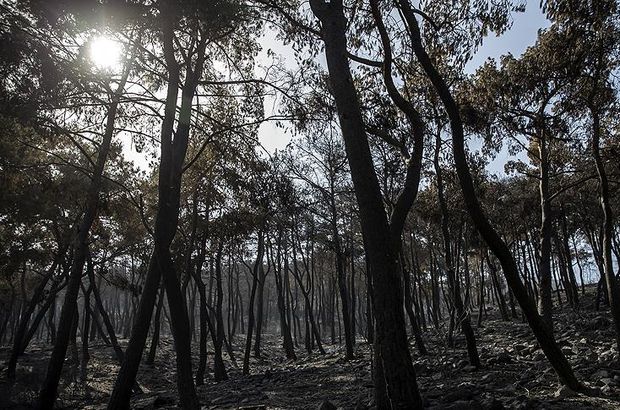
[{"xmin": 2, "ymin": 289, "xmax": 620, "ymax": 409}]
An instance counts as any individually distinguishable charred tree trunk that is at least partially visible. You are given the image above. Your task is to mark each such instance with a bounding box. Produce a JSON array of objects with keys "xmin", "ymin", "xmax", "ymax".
[
  {"xmin": 146, "ymin": 285, "xmax": 165, "ymax": 366},
  {"xmin": 591, "ymin": 107, "xmax": 620, "ymax": 351},
  {"xmin": 80, "ymin": 284, "xmax": 92, "ymax": 382},
  {"xmin": 213, "ymin": 242, "xmax": 228, "ymax": 381},
  {"xmin": 192, "ymin": 232, "xmax": 209, "ymax": 385},
  {"xmin": 310, "ymin": 2, "xmax": 423, "ymax": 407},
  {"xmin": 396, "ymin": 0, "xmax": 584, "ymax": 390},
  {"xmin": 274, "ymin": 233, "xmax": 297, "ymax": 360},
  {"xmin": 433, "ymin": 131, "xmax": 480, "ymax": 368},
  {"xmin": 107, "ymin": 24, "xmax": 205, "ymax": 409},
  {"xmin": 7, "ymin": 250, "xmax": 63, "ymax": 379},
  {"xmin": 38, "ymin": 59, "xmax": 131, "ymax": 409},
  {"xmin": 243, "ymin": 229, "xmax": 265, "ymax": 375},
  {"xmin": 536, "ymin": 127, "xmax": 554, "ymax": 331}
]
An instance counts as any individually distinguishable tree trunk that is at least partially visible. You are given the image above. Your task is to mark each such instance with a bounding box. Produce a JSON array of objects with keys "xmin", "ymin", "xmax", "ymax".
[
  {"xmin": 107, "ymin": 25, "xmax": 204, "ymax": 409},
  {"xmin": 213, "ymin": 242, "xmax": 228, "ymax": 381},
  {"xmin": 537, "ymin": 128, "xmax": 554, "ymax": 331},
  {"xmin": 333, "ymin": 214, "xmax": 354, "ymax": 360},
  {"xmin": 243, "ymin": 229, "xmax": 265, "ymax": 375},
  {"xmin": 7, "ymin": 250, "xmax": 63, "ymax": 379},
  {"xmin": 192, "ymin": 233, "xmax": 209, "ymax": 384},
  {"xmin": 146, "ymin": 285, "xmax": 164, "ymax": 366},
  {"xmin": 253, "ymin": 251, "xmax": 267, "ymax": 358},
  {"xmin": 309, "ymin": 2, "xmax": 423, "ymax": 407},
  {"xmin": 396, "ymin": 0, "xmax": 584, "ymax": 390},
  {"xmin": 591, "ymin": 107, "xmax": 620, "ymax": 351},
  {"xmin": 38, "ymin": 59, "xmax": 131, "ymax": 409},
  {"xmin": 80, "ymin": 284, "xmax": 92, "ymax": 382},
  {"xmin": 88, "ymin": 254, "xmax": 125, "ymax": 364},
  {"xmin": 433, "ymin": 131, "xmax": 480, "ymax": 368},
  {"xmin": 560, "ymin": 208, "xmax": 580, "ymax": 306},
  {"xmin": 274, "ymin": 234, "xmax": 297, "ymax": 360}
]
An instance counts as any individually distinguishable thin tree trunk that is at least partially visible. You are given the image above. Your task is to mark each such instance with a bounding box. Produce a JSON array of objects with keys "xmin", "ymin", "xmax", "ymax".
[
  {"xmin": 107, "ymin": 26, "xmax": 204, "ymax": 409},
  {"xmin": 80, "ymin": 284, "xmax": 92, "ymax": 382},
  {"xmin": 274, "ymin": 234, "xmax": 297, "ymax": 360},
  {"xmin": 537, "ymin": 127, "xmax": 554, "ymax": 331},
  {"xmin": 591, "ymin": 107, "xmax": 620, "ymax": 351},
  {"xmin": 433, "ymin": 131, "xmax": 480, "ymax": 368},
  {"xmin": 213, "ymin": 242, "xmax": 228, "ymax": 381},
  {"xmin": 146, "ymin": 284, "xmax": 165, "ymax": 366},
  {"xmin": 396, "ymin": 0, "xmax": 583, "ymax": 390},
  {"xmin": 7, "ymin": 251, "xmax": 63, "ymax": 379},
  {"xmin": 243, "ymin": 230, "xmax": 265, "ymax": 375},
  {"xmin": 38, "ymin": 59, "xmax": 131, "ymax": 409},
  {"xmin": 309, "ymin": 2, "xmax": 423, "ymax": 406}
]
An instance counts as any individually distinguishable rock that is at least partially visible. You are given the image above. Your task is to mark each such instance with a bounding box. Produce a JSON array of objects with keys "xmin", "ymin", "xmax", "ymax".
[
  {"xmin": 494, "ymin": 352, "xmax": 513, "ymax": 364},
  {"xmin": 211, "ymin": 395, "xmax": 238, "ymax": 405},
  {"xmin": 593, "ymin": 369, "xmax": 610, "ymax": 379},
  {"xmin": 131, "ymin": 395, "xmax": 157, "ymax": 410},
  {"xmin": 591, "ymin": 316, "xmax": 610, "ymax": 330},
  {"xmin": 414, "ymin": 362, "xmax": 429, "ymax": 374},
  {"xmin": 501, "ymin": 384, "xmax": 517, "ymax": 394},
  {"xmin": 554, "ymin": 385, "xmax": 577, "ymax": 398},
  {"xmin": 480, "ymin": 397, "xmax": 505, "ymax": 410},
  {"xmin": 317, "ymin": 400, "xmax": 337, "ymax": 410},
  {"xmin": 599, "ymin": 349, "xmax": 617, "ymax": 363},
  {"xmin": 434, "ymin": 400, "xmax": 482, "ymax": 410},
  {"xmin": 455, "ymin": 359, "xmax": 468, "ymax": 369},
  {"xmin": 518, "ymin": 370, "xmax": 533, "ymax": 382},
  {"xmin": 531, "ymin": 350, "xmax": 545, "ymax": 361},
  {"xmin": 561, "ymin": 346, "xmax": 575, "ymax": 356},
  {"xmin": 600, "ymin": 377, "xmax": 615, "ymax": 386},
  {"xmin": 444, "ymin": 385, "xmax": 476, "ymax": 402},
  {"xmin": 463, "ymin": 365, "xmax": 477, "ymax": 372},
  {"xmin": 512, "ymin": 397, "xmax": 538, "ymax": 410}
]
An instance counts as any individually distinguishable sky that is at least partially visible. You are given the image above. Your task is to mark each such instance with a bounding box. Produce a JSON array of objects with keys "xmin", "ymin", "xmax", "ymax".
[
  {"xmin": 464, "ymin": 3, "xmax": 549, "ymax": 73},
  {"xmin": 466, "ymin": 3, "xmax": 550, "ymax": 175},
  {"xmin": 257, "ymin": 3, "xmax": 550, "ymax": 171},
  {"xmin": 122, "ymin": 3, "xmax": 550, "ymax": 173}
]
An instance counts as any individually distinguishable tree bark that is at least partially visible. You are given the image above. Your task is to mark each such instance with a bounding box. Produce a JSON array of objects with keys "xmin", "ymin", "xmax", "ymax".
[
  {"xmin": 395, "ymin": 0, "xmax": 584, "ymax": 391},
  {"xmin": 107, "ymin": 22, "xmax": 204, "ymax": 409},
  {"xmin": 38, "ymin": 57, "xmax": 131, "ymax": 409},
  {"xmin": 309, "ymin": 2, "xmax": 423, "ymax": 407},
  {"xmin": 591, "ymin": 107, "xmax": 620, "ymax": 351},
  {"xmin": 433, "ymin": 131, "xmax": 480, "ymax": 368},
  {"xmin": 213, "ymin": 241, "xmax": 228, "ymax": 381},
  {"xmin": 243, "ymin": 230, "xmax": 264, "ymax": 375},
  {"xmin": 274, "ymin": 234, "xmax": 297, "ymax": 360},
  {"xmin": 7, "ymin": 249, "xmax": 63, "ymax": 379},
  {"xmin": 536, "ymin": 127, "xmax": 554, "ymax": 331}
]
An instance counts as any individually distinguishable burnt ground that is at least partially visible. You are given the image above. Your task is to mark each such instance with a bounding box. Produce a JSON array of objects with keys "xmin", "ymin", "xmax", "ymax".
[{"xmin": 2, "ymin": 291, "xmax": 620, "ymax": 409}]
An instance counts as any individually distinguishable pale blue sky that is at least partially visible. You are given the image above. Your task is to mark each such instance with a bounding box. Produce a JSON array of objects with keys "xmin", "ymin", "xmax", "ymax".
[
  {"xmin": 469, "ymin": 3, "xmax": 549, "ymax": 175},
  {"xmin": 465, "ymin": 3, "xmax": 549, "ymax": 73},
  {"xmin": 122, "ymin": 3, "xmax": 550, "ymax": 173},
  {"xmin": 259, "ymin": 2, "xmax": 550, "ymax": 163}
]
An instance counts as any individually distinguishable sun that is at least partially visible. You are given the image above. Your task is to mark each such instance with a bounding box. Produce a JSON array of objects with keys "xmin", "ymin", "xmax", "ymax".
[{"xmin": 89, "ymin": 36, "xmax": 122, "ymax": 70}]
